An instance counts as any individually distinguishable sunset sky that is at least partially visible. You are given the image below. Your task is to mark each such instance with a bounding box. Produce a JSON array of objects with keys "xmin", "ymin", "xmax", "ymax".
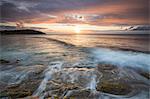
[{"xmin": 1, "ymin": 0, "xmax": 149, "ymax": 33}]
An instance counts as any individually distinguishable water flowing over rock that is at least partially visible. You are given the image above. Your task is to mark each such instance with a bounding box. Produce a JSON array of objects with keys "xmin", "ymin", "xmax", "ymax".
[
  {"xmin": 0, "ymin": 35, "xmax": 149, "ymax": 99},
  {"xmin": 33, "ymin": 61, "xmax": 63, "ymax": 98}
]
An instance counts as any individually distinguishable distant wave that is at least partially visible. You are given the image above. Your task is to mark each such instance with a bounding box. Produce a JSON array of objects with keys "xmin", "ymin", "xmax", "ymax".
[
  {"xmin": 34, "ymin": 36, "xmax": 149, "ymax": 54},
  {"xmin": 33, "ymin": 37, "xmax": 150, "ymax": 70},
  {"xmin": 34, "ymin": 37, "xmax": 75, "ymax": 48}
]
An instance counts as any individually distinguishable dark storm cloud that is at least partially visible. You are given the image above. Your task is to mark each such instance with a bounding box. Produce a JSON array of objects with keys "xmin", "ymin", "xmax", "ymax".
[
  {"xmin": 1, "ymin": 0, "xmax": 39, "ymax": 22},
  {"xmin": 0, "ymin": 0, "xmax": 108, "ymax": 22},
  {"xmin": 0, "ymin": 0, "xmax": 149, "ymax": 25},
  {"xmin": 32, "ymin": 0, "xmax": 105, "ymax": 11}
]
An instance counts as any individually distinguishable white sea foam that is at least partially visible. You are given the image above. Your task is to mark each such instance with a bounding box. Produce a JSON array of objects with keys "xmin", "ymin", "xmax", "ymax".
[
  {"xmin": 87, "ymin": 75, "xmax": 97, "ymax": 90},
  {"xmin": 33, "ymin": 61, "xmax": 63, "ymax": 98},
  {"xmin": 91, "ymin": 48, "xmax": 150, "ymax": 71}
]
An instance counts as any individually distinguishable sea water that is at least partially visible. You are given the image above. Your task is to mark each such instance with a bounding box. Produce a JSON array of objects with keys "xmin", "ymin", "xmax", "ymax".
[{"xmin": 0, "ymin": 33, "xmax": 149, "ymax": 99}]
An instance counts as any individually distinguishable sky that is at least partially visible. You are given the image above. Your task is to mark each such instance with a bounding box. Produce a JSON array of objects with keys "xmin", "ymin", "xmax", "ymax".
[{"xmin": 0, "ymin": 0, "xmax": 149, "ymax": 34}]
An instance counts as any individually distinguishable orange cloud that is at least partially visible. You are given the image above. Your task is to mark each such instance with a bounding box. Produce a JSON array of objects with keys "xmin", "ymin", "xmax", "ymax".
[{"xmin": 10, "ymin": 0, "xmax": 148, "ymax": 27}]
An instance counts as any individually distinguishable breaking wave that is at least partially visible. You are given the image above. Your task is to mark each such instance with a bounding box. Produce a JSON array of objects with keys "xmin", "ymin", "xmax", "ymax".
[{"xmin": 90, "ymin": 48, "xmax": 150, "ymax": 71}]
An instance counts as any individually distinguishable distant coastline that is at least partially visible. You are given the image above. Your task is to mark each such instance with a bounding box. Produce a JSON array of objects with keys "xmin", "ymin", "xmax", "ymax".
[{"xmin": 0, "ymin": 29, "xmax": 46, "ymax": 35}]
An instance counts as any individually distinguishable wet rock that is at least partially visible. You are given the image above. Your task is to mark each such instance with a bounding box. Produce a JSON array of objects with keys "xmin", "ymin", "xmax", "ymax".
[
  {"xmin": 0, "ymin": 79, "xmax": 41, "ymax": 98},
  {"xmin": 44, "ymin": 82, "xmax": 81, "ymax": 98},
  {"xmin": 66, "ymin": 89, "xmax": 90, "ymax": 99},
  {"xmin": 96, "ymin": 64, "xmax": 133, "ymax": 95},
  {"xmin": 73, "ymin": 62, "xmax": 96, "ymax": 69},
  {"xmin": 61, "ymin": 83, "xmax": 80, "ymax": 91},
  {"xmin": 27, "ymin": 65, "xmax": 46, "ymax": 77},
  {"xmin": 97, "ymin": 64, "xmax": 120, "ymax": 81},
  {"xmin": 0, "ymin": 81, "xmax": 8, "ymax": 90},
  {"xmin": 73, "ymin": 65, "xmax": 95, "ymax": 69},
  {"xmin": 0, "ymin": 59, "xmax": 21, "ymax": 66},
  {"xmin": 129, "ymin": 67, "xmax": 150, "ymax": 79},
  {"xmin": 0, "ymin": 65, "xmax": 45, "ymax": 98},
  {"xmin": 0, "ymin": 59, "xmax": 10, "ymax": 64},
  {"xmin": 45, "ymin": 80, "xmax": 62, "ymax": 91},
  {"xmin": 139, "ymin": 72, "xmax": 150, "ymax": 79},
  {"xmin": 63, "ymin": 53, "xmax": 67, "ymax": 56},
  {"xmin": 23, "ymin": 96, "xmax": 39, "ymax": 99},
  {"xmin": 97, "ymin": 64, "xmax": 118, "ymax": 71},
  {"xmin": 96, "ymin": 81, "xmax": 132, "ymax": 95},
  {"xmin": 64, "ymin": 89, "xmax": 99, "ymax": 99},
  {"xmin": 0, "ymin": 86, "xmax": 32, "ymax": 98},
  {"xmin": 15, "ymin": 59, "xmax": 20, "ymax": 63}
]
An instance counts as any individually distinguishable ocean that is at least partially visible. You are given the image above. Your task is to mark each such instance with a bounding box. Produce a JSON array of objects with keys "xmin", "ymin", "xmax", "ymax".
[{"xmin": 0, "ymin": 33, "xmax": 150, "ymax": 99}]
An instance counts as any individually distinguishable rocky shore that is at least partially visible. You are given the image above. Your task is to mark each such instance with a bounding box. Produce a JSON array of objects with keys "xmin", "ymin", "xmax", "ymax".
[{"xmin": 0, "ymin": 59, "xmax": 149, "ymax": 98}]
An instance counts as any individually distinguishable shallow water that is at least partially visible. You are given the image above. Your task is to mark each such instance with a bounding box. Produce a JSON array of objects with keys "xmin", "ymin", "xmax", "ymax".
[{"xmin": 0, "ymin": 34, "xmax": 150, "ymax": 99}]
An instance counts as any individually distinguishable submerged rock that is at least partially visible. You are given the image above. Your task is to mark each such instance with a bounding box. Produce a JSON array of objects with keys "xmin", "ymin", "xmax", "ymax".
[
  {"xmin": 64, "ymin": 89, "xmax": 100, "ymax": 99},
  {"xmin": 0, "ymin": 85, "xmax": 32, "ymax": 98},
  {"xmin": 0, "ymin": 59, "xmax": 21, "ymax": 66},
  {"xmin": 0, "ymin": 79, "xmax": 41, "ymax": 98},
  {"xmin": 0, "ymin": 65, "xmax": 46, "ymax": 98},
  {"xmin": 96, "ymin": 64, "xmax": 133, "ymax": 95},
  {"xmin": 131, "ymin": 68, "xmax": 150, "ymax": 80},
  {"xmin": 65, "ymin": 89, "xmax": 91, "ymax": 99},
  {"xmin": 97, "ymin": 63, "xmax": 118, "ymax": 71},
  {"xmin": 96, "ymin": 81, "xmax": 132, "ymax": 95},
  {"xmin": 139, "ymin": 72, "xmax": 150, "ymax": 79},
  {"xmin": 44, "ymin": 82, "xmax": 81, "ymax": 98},
  {"xmin": 96, "ymin": 64, "xmax": 120, "ymax": 81}
]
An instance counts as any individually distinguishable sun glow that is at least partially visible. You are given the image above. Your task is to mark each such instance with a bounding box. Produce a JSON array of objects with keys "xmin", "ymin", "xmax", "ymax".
[
  {"xmin": 24, "ymin": 23, "xmax": 122, "ymax": 34},
  {"xmin": 74, "ymin": 26, "xmax": 81, "ymax": 33}
]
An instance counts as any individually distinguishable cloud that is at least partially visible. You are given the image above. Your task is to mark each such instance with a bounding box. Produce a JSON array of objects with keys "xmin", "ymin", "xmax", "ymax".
[
  {"xmin": 126, "ymin": 25, "xmax": 150, "ymax": 31},
  {"xmin": 1, "ymin": 0, "xmax": 149, "ymax": 26},
  {"xmin": 1, "ymin": 1, "xmax": 36, "ymax": 22}
]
